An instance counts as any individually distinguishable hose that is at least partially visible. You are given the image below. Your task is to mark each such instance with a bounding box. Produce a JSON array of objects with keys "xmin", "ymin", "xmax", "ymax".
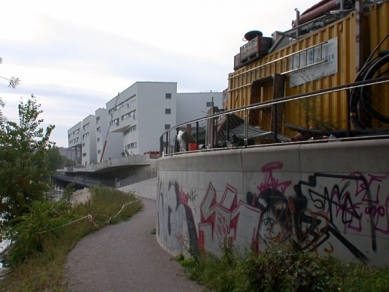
[{"xmin": 349, "ymin": 49, "xmax": 389, "ymax": 129}]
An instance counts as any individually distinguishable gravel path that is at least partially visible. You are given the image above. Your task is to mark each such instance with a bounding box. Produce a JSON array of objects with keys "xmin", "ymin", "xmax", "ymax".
[{"xmin": 64, "ymin": 198, "xmax": 203, "ymax": 292}]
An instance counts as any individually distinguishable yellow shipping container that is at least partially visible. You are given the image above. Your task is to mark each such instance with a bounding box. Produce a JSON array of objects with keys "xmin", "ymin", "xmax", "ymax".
[{"xmin": 228, "ymin": 1, "xmax": 389, "ymax": 138}]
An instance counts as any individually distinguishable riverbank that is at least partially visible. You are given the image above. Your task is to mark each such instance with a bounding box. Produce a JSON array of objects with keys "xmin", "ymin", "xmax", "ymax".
[{"xmin": 0, "ymin": 186, "xmax": 142, "ymax": 290}]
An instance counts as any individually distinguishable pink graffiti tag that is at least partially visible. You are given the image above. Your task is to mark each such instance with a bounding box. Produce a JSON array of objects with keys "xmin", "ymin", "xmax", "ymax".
[
  {"xmin": 198, "ymin": 183, "xmax": 262, "ymax": 253},
  {"xmin": 258, "ymin": 161, "xmax": 292, "ymax": 195}
]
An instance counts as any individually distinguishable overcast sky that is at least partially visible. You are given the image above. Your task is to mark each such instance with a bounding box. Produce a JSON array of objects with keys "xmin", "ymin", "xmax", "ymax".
[{"xmin": 0, "ymin": 0, "xmax": 315, "ymax": 147}]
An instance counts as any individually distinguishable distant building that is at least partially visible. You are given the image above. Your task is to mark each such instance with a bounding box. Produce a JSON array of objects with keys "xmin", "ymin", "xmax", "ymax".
[
  {"xmin": 58, "ymin": 147, "xmax": 78, "ymax": 161},
  {"xmin": 67, "ymin": 81, "xmax": 223, "ymax": 163},
  {"xmin": 105, "ymin": 82, "xmax": 178, "ymax": 156},
  {"xmin": 95, "ymin": 108, "xmax": 123, "ymax": 163},
  {"xmin": 81, "ymin": 115, "xmax": 97, "ymax": 165},
  {"xmin": 175, "ymin": 91, "xmax": 223, "ymax": 125},
  {"xmin": 67, "ymin": 122, "xmax": 82, "ymax": 165}
]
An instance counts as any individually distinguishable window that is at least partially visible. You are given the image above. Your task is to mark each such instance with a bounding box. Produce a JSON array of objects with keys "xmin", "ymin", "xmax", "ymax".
[
  {"xmin": 96, "ymin": 116, "xmax": 100, "ymax": 124},
  {"xmin": 97, "ymin": 137, "xmax": 100, "ymax": 142},
  {"xmin": 98, "ymin": 150, "xmax": 101, "ymax": 154},
  {"xmin": 125, "ymin": 142, "xmax": 137, "ymax": 149},
  {"xmin": 123, "ymin": 110, "xmax": 136, "ymax": 120},
  {"xmin": 97, "ymin": 127, "xmax": 101, "ymax": 133},
  {"xmin": 122, "ymin": 113, "xmax": 130, "ymax": 120},
  {"xmin": 124, "ymin": 125, "xmax": 137, "ymax": 135},
  {"xmin": 165, "ymin": 108, "xmax": 171, "ymax": 114},
  {"xmin": 82, "ymin": 153, "xmax": 86, "ymax": 157},
  {"xmin": 109, "ymin": 94, "xmax": 136, "ymax": 113},
  {"xmin": 110, "ymin": 118, "xmax": 119, "ymax": 126},
  {"xmin": 166, "ymin": 93, "xmax": 171, "ymax": 99},
  {"xmin": 165, "ymin": 124, "xmax": 170, "ymax": 130}
]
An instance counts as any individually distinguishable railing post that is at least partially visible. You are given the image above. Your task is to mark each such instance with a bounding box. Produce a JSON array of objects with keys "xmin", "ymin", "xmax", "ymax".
[
  {"xmin": 196, "ymin": 122, "xmax": 199, "ymax": 149},
  {"xmin": 159, "ymin": 135, "xmax": 163, "ymax": 157},
  {"xmin": 165, "ymin": 132, "xmax": 168, "ymax": 155},
  {"xmin": 226, "ymin": 113, "xmax": 229, "ymax": 145},
  {"xmin": 175, "ymin": 128, "xmax": 179, "ymax": 153},
  {"xmin": 347, "ymin": 91, "xmax": 351, "ymax": 137},
  {"xmin": 244, "ymin": 108, "xmax": 248, "ymax": 147},
  {"xmin": 273, "ymin": 104, "xmax": 278, "ymax": 142}
]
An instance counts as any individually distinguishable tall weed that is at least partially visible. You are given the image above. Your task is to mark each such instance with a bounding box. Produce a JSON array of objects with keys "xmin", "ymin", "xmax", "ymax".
[
  {"xmin": 178, "ymin": 241, "xmax": 389, "ymax": 292},
  {"xmin": 0, "ymin": 186, "xmax": 142, "ymax": 291}
]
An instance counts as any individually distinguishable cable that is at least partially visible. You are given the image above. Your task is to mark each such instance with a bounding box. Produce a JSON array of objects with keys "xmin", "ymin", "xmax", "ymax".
[{"xmin": 349, "ymin": 38, "xmax": 389, "ymax": 129}]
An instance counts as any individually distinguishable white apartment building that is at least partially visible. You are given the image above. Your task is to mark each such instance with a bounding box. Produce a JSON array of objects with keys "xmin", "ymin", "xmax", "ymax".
[
  {"xmin": 58, "ymin": 147, "xmax": 78, "ymax": 161},
  {"xmin": 68, "ymin": 81, "xmax": 224, "ymax": 162},
  {"xmin": 95, "ymin": 107, "xmax": 123, "ymax": 162},
  {"xmin": 81, "ymin": 115, "xmax": 97, "ymax": 165},
  {"xmin": 105, "ymin": 82, "xmax": 177, "ymax": 155},
  {"xmin": 67, "ymin": 122, "xmax": 82, "ymax": 165},
  {"xmin": 175, "ymin": 91, "xmax": 223, "ymax": 125}
]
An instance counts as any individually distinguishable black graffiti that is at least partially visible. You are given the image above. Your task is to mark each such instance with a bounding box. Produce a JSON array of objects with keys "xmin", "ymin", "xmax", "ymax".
[
  {"xmin": 247, "ymin": 188, "xmax": 293, "ymax": 248},
  {"xmin": 294, "ymin": 173, "xmax": 376, "ymax": 264},
  {"xmin": 188, "ymin": 189, "xmax": 198, "ymax": 203},
  {"xmin": 157, "ymin": 180, "xmax": 199, "ymax": 255},
  {"xmin": 246, "ymin": 172, "xmax": 376, "ymax": 264}
]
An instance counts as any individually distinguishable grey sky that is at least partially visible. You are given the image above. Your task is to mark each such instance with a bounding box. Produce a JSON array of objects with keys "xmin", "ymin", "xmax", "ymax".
[{"xmin": 0, "ymin": 0, "xmax": 315, "ymax": 147}]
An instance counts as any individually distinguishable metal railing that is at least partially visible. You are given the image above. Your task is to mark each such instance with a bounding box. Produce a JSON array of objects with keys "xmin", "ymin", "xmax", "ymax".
[{"xmin": 160, "ymin": 76, "xmax": 389, "ymax": 156}]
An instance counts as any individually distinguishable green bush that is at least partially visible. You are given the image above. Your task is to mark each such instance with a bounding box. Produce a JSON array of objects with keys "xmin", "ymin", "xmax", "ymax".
[
  {"xmin": 1, "ymin": 185, "xmax": 143, "ymax": 291},
  {"xmin": 4, "ymin": 200, "xmax": 77, "ymax": 267},
  {"xmin": 178, "ymin": 241, "xmax": 389, "ymax": 292}
]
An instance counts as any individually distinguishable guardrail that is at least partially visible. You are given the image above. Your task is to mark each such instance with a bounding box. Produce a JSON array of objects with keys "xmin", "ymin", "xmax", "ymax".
[{"xmin": 160, "ymin": 76, "xmax": 389, "ymax": 156}]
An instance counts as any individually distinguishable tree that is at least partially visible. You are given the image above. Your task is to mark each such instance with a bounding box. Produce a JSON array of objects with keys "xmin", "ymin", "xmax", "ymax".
[
  {"xmin": 0, "ymin": 96, "xmax": 55, "ymax": 226},
  {"xmin": 0, "ymin": 57, "xmax": 20, "ymax": 128},
  {"xmin": 47, "ymin": 146, "xmax": 66, "ymax": 171},
  {"xmin": 0, "ymin": 57, "xmax": 20, "ymax": 89}
]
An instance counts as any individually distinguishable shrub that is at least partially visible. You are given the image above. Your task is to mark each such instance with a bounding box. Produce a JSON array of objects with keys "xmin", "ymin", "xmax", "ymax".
[
  {"xmin": 178, "ymin": 241, "xmax": 389, "ymax": 292},
  {"xmin": 4, "ymin": 200, "xmax": 77, "ymax": 267}
]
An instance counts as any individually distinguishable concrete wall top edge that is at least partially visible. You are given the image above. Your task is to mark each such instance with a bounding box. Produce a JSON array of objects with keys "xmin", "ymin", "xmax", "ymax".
[
  {"xmin": 299, "ymin": 138, "xmax": 389, "ymax": 149},
  {"xmin": 158, "ymin": 148, "xmax": 244, "ymax": 172},
  {"xmin": 299, "ymin": 138, "xmax": 389, "ymax": 173}
]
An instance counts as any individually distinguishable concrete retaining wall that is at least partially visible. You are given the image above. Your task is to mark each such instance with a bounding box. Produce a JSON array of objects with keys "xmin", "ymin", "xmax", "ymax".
[
  {"xmin": 118, "ymin": 177, "xmax": 158, "ymax": 200},
  {"xmin": 156, "ymin": 139, "xmax": 389, "ymax": 266}
]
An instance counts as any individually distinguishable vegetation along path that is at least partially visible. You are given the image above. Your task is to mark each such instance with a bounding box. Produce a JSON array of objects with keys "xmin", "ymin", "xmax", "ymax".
[{"xmin": 64, "ymin": 197, "xmax": 202, "ymax": 292}]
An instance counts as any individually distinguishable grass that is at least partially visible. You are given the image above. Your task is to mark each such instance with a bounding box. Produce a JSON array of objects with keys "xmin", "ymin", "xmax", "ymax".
[
  {"xmin": 177, "ymin": 242, "xmax": 389, "ymax": 292},
  {"xmin": 0, "ymin": 185, "xmax": 143, "ymax": 292}
]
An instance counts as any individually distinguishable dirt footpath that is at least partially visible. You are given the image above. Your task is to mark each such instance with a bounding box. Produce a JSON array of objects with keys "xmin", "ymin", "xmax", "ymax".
[{"xmin": 64, "ymin": 198, "xmax": 203, "ymax": 292}]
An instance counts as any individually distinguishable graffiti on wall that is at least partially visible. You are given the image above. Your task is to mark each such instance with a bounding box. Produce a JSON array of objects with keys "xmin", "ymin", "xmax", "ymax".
[
  {"xmin": 158, "ymin": 161, "xmax": 389, "ymax": 263},
  {"xmin": 157, "ymin": 180, "xmax": 198, "ymax": 254},
  {"xmin": 198, "ymin": 183, "xmax": 261, "ymax": 254},
  {"xmin": 292, "ymin": 172, "xmax": 389, "ymax": 263}
]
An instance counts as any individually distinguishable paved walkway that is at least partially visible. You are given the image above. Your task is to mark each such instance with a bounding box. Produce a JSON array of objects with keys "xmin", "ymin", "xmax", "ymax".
[{"xmin": 64, "ymin": 198, "xmax": 203, "ymax": 292}]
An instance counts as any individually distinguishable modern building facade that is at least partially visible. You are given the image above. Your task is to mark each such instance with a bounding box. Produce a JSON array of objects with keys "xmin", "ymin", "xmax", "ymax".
[
  {"xmin": 106, "ymin": 82, "xmax": 178, "ymax": 156},
  {"xmin": 81, "ymin": 115, "xmax": 97, "ymax": 165},
  {"xmin": 58, "ymin": 147, "xmax": 78, "ymax": 162},
  {"xmin": 67, "ymin": 121, "xmax": 82, "ymax": 165},
  {"xmin": 175, "ymin": 91, "xmax": 223, "ymax": 125},
  {"xmin": 67, "ymin": 81, "xmax": 224, "ymax": 164},
  {"xmin": 95, "ymin": 107, "xmax": 123, "ymax": 163}
]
